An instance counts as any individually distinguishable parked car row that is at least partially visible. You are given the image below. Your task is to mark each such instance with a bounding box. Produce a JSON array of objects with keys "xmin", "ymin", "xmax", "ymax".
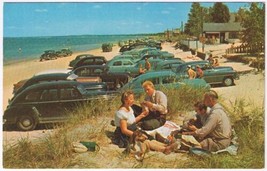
[
  {"xmin": 5, "ymin": 42, "xmax": 239, "ymax": 131},
  {"xmin": 40, "ymin": 48, "xmax": 72, "ymax": 61}
]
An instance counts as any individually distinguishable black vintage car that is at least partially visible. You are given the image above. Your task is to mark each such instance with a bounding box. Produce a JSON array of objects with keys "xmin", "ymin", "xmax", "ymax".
[
  {"xmin": 40, "ymin": 50, "xmax": 57, "ymax": 61},
  {"xmin": 71, "ymin": 56, "xmax": 107, "ymax": 69},
  {"xmin": 4, "ymin": 81, "xmax": 117, "ymax": 131},
  {"xmin": 12, "ymin": 73, "xmax": 78, "ymax": 96},
  {"xmin": 56, "ymin": 48, "xmax": 73, "ymax": 57},
  {"xmin": 71, "ymin": 65, "xmax": 131, "ymax": 90},
  {"xmin": 69, "ymin": 54, "xmax": 94, "ymax": 68}
]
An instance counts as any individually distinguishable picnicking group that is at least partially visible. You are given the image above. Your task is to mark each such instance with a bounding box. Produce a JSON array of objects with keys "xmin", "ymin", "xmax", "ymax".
[{"xmin": 112, "ymin": 80, "xmax": 232, "ymax": 159}]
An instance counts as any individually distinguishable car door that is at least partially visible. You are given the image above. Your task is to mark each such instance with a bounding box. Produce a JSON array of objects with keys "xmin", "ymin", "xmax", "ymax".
[
  {"xmin": 36, "ymin": 88, "xmax": 67, "ymax": 123},
  {"xmin": 59, "ymin": 87, "xmax": 86, "ymax": 117}
]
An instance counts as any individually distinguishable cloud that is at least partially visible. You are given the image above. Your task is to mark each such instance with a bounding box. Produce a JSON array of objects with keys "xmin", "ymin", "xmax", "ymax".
[
  {"xmin": 136, "ymin": 7, "xmax": 141, "ymax": 10},
  {"xmin": 135, "ymin": 21, "xmax": 143, "ymax": 24},
  {"xmin": 35, "ymin": 9, "xmax": 48, "ymax": 13},
  {"xmin": 93, "ymin": 5, "xmax": 102, "ymax": 9},
  {"xmin": 161, "ymin": 10, "xmax": 170, "ymax": 14}
]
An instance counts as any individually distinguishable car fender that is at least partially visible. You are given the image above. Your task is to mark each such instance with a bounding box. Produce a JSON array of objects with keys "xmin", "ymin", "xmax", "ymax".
[{"xmin": 4, "ymin": 105, "xmax": 40, "ymax": 125}]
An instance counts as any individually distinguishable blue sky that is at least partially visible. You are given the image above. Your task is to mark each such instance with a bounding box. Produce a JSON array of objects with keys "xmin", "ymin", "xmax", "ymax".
[{"xmin": 3, "ymin": 1, "xmax": 250, "ymax": 37}]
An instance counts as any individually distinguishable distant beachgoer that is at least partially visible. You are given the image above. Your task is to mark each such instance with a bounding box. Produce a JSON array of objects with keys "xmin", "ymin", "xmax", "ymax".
[
  {"xmin": 196, "ymin": 65, "xmax": 204, "ymax": 78},
  {"xmin": 139, "ymin": 64, "xmax": 146, "ymax": 74},
  {"xmin": 213, "ymin": 59, "xmax": 219, "ymax": 67},
  {"xmin": 207, "ymin": 54, "xmax": 214, "ymax": 64},
  {"xmin": 145, "ymin": 58, "xmax": 151, "ymax": 71},
  {"xmin": 187, "ymin": 65, "xmax": 196, "ymax": 79}
]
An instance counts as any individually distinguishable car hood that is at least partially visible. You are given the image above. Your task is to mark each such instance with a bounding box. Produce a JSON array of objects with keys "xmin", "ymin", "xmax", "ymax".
[{"xmin": 214, "ymin": 66, "xmax": 234, "ymax": 71}]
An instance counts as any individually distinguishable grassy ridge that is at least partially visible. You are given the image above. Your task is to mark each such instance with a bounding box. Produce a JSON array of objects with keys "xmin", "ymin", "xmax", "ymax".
[{"xmin": 3, "ymin": 86, "xmax": 264, "ymax": 168}]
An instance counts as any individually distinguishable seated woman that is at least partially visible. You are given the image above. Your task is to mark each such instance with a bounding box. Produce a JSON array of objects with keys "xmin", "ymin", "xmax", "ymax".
[{"xmin": 113, "ymin": 91, "xmax": 148, "ymax": 148}]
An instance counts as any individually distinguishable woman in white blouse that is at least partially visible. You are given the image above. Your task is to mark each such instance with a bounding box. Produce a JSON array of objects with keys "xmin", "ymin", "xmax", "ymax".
[{"xmin": 113, "ymin": 91, "xmax": 148, "ymax": 148}]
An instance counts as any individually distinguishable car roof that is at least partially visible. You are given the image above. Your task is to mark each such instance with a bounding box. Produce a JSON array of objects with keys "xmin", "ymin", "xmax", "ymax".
[
  {"xmin": 31, "ymin": 73, "xmax": 75, "ymax": 79},
  {"xmin": 136, "ymin": 70, "xmax": 176, "ymax": 78},
  {"xmin": 156, "ymin": 60, "xmax": 185, "ymax": 66},
  {"xmin": 73, "ymin": 65, "xmax": 108, "ymax": 70},
  {"xmin": 181, "ymin": 60, "xmax": 209, "ymax": 66},
  {"xmin": 76, "ymin": 54, "xmax": 94, "ymax": 58},
  {"xmin": 35, "ymin": 69, "xmax": 72, "ymax": 76},
  {"xmin": 22, "ymin": 80, "xmax": 106, "ymax": 91}
]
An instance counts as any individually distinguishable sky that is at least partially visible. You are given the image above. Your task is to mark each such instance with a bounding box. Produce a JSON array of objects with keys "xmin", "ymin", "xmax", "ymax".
[{"xmin": 2, "ymin": 1, "xmax": 251, "ymax": 37}]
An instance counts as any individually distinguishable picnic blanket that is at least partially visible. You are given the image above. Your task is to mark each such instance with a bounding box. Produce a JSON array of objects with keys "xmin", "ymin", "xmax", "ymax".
[{"xmin": 144, "ymin": 120, "xmax": 181, "ymax": 139}]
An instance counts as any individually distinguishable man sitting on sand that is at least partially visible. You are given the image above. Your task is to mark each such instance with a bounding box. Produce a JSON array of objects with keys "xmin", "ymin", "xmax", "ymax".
[{"xmin": 182, "ymin": 90, "xmax": 232, "ymax": 152}]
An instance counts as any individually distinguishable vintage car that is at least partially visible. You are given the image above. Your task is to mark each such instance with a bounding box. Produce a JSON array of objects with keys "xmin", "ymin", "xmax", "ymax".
[
  {"xmin": 56, "ymin": 48, "xmax": 73, "ymax": 57},
  {"xmin": 122, "ymin": 47, "xmax": 158, "ymax": 59},
  {"xmin": 111, "ymin": 54, "xmax": 139, "ymax": 63},
  {"xmin": 72, "ymin": 56, "xmax": 107, "ymax": 69},
  {"xmin": 107, "ymin": 58, "xmax": 139, "ymax": 76},
  {"xmin": 39, "ymin": 50, "xmax": 57, "ymax": 61},
  {"xmin": 175, "ymin": 60, "xmax": 239, "ymax": 86},
  {"xmin": 4, "ymin": 81, "xmax": 117, "ymax": 131},
  {"xmin": 120, "ymin": 70, "xmax": 210, "ymax": 94},
  {"xmin": 69, "ymin": 54, "xmax": 94, "ymax": 67},
  {"xmin": 152, "ymin": 60, "xmax": 185, "ymax": 71},
  {"xmin": 12, "ymin": 73, "xmax": 78, "ymax": 96},
  {"xmin": 107, "ymin": 58, "xmax": 182, "ymax": 77},
  {"xmin": 71, "ymin": 65, "xmax": 131, "ymax": 90}
]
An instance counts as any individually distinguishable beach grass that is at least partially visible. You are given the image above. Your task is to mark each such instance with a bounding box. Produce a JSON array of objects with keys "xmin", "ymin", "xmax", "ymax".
[{"xmin": 2, "ymin": 85, "xmax": 264, "ymax": 168}]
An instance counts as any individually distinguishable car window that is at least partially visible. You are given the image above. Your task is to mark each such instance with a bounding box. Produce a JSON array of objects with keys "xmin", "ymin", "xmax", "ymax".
[
  {"xmin": 162, "ymin": 76, "xmax": 176, "ymax": 84},
  {"xmin": 24, "ymin": 90, "xmax": 41, "ymax": 102},
  {"xmin": 94, "ymin": 68, "xmax": 103, "ymax": 74},
  {"xmin": 60, "ymin": 88, "xmax": 80, "ymax": 100},
  {"xmin": 113, "ymin": 61, "xmax": 122, "ymax": 66},
  {"xmin": 83, "ymin": 59, "xmax": 94, "ymax": 65},
  {"xmin": 40, "ymin": 89, "xmax": 58, "ymax": 101},
  {"xmin": 123, "ymin": 61, "xmax": 133, "ymax": 66},
  {"xmin": 161, "ymin": 64, "xmax": 171, "ymax": 70},
  {"xmin": 95, "ymin": 59, "xmax": 105, "ymax": 65},
  {"xmin": 75, "ymin": 68, "xmax": 91, "ymax": 76}
]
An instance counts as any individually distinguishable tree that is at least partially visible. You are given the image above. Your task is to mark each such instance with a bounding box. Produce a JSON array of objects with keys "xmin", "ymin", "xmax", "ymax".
[
  {"xmin": 184, "ymin": 2, "xmax": 207, "ymax": 37},
  {"xmin": 211, "ymin": 2, "xmax": 230, "ymax": 23},
  {"xmin": 241, "ymin": 2, "xmax": 264, "ymax": 54}
]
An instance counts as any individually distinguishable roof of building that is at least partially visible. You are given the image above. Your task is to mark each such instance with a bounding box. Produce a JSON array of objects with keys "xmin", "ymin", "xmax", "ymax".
[{"xmin": 203, "ymin": 22, "xmax": 243, "ymax": 32}]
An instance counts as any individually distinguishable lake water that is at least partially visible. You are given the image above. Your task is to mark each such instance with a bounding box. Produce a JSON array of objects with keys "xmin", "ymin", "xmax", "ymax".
[{"xmin": 3, "ymin": 34, "xmax": 144, "ymax": 65}]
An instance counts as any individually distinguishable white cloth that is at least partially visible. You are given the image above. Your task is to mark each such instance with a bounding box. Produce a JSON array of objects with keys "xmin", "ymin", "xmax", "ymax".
[
  {"xmin": 114, "ymin": 107, "xmax": 135, "ymax": 127},
  {"xmin": 145, "ymin": 121, "xmax": 181, "ymax": 138}
]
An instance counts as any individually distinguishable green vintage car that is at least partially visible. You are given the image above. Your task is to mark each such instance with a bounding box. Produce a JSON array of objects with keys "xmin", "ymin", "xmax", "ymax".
[
  {"xmin": 107, "ymin": 58, "xmax": 181, "ymax": 77},
  {"xmin": 120, "ymin": 70, "xmax": 210, "ymax": 94},
  {"xmin": 175, "ymin": 60, "xmax": 239, "ymax": 86}
]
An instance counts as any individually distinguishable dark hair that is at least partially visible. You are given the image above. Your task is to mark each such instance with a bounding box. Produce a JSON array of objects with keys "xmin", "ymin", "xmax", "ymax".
[
  {"xmin": 121, "ymin": 91, "xmax": 134, "ymax": 104},
  {"xmin": 194, "ymin": 101, "xmax": 207, "ymax": 111}
]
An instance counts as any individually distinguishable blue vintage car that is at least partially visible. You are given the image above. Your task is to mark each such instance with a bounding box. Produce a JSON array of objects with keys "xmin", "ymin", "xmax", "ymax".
[
  {"xmin": 175, "ymin": 60, "xmax": 239, "ymax": 86},
  {"xmin": 119, "ymin": 70, "xmax": 210, "ymax": 94}
]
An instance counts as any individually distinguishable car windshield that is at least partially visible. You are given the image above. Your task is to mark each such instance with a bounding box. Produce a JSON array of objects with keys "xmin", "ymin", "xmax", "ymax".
[
  {"xmin": 67, "ymin": 74, "xmax": 79, "ymax": 80},
  {"xmin": 176, "ymin": 65, "xmax": 184, "ymax": 73}
]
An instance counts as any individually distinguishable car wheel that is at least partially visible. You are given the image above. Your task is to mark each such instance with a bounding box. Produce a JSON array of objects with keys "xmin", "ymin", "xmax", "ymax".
[
  {"xmin": 16, "ymin": 115, "xmax": 37, "ymax": 131},
  {"xmin": 223, "ymin": 77, "xmax": 233, "ymax": 86}
]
